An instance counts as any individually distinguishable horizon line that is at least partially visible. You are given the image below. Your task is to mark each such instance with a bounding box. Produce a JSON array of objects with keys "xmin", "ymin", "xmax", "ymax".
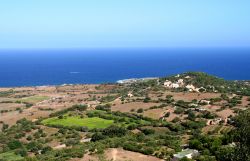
[{"xmin": 1, "ymin": 45, "xmax": 250, "ymax": 50}]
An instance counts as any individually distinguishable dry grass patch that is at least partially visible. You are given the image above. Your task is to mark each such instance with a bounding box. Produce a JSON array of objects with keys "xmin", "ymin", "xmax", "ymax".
[
  {"xmin": 0, "ymin": 103, "xmax": 24, "ymax": 111},
  {"xmin": 112, "ymin": 102, "xmax": 161, "ymax": 112},
  {"xmin": 216, "ymin": 109, "xmax": 235, "ymax": 119},
  {"xmin": 144, "ymin": 108, "xmax": 165, "ymax": 119},
  {"xmin": 78, "ymin": 148, "xmax": 164, "ymax": 161},
  {"xmin": 164, "ymin": 92, "xmax": 220, "ymax": 102}
]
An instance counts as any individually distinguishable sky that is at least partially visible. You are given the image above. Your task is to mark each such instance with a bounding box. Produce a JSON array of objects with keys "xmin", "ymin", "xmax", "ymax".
[{"xmin": 0, "ymin": 0, "xmax": 250, "ymax": 49}]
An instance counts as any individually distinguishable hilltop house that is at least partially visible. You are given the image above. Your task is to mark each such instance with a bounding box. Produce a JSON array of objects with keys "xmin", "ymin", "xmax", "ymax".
[
  {"xmin": 164, "ymin": 80, "xmax": 172, "ymax": 87},
  {"xmin": 164, "ymin": 79, "xmax": 184, "ymax": 89}
]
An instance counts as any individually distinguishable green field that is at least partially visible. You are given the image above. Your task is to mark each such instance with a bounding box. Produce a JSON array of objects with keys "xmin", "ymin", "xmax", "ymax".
[
  {"xmin": 42, "ymin": 116, "xmax": 114, "ymax": 129},
  {"xmin": 19, "ymin": 95, "xmax": 49, "ymax": 104},
  {"xmin": 0, "ymin": 152, "xmax": 23, "ymax": 161}
]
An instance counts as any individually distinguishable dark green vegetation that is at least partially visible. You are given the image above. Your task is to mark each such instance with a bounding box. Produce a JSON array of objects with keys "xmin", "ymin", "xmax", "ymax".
[
  {"xmin": 0, "ymin": 90, "xmax": 15, "ymax": 97},
  {"xmin": 0, "ymin": 72, "xmax": 250, "ymax": 161},
  {"xmin": 187, "ymin": 110, "xmax": 250, "ymax": 161},
  {"xmin": 1, "ymin": 106, "xmax": 249, "ymax": 161},
  {"xmin": 160, "ymin": 72, "xmax": 250, "ymax": 95},
  {"xmin": 121, "ymin": 72, "xmax": 250, "ymax": 101},
  {"xmin": 0, "ymin": 107, "xmax": 182, "ymax": 161}
]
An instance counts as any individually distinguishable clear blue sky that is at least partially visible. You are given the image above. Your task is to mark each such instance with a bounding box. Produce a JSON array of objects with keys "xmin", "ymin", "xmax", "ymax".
[{"xmin": 0, "ymin": 0, "xmax": 249, "ymax": 49}]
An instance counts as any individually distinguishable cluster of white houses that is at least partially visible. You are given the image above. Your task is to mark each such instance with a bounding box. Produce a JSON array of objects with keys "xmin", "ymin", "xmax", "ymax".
[{"xmin": 163, "ymin": 79, "xmax": 206, "ymax": 92}]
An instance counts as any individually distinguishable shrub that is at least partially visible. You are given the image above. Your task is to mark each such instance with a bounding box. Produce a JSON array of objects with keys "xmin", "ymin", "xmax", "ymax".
[
  {"xmin": 172, "ymin": 117, "xmax": 180, "ymax": 123},
  {"xmin": 141, "ymin": 128, "xmax": 155, "ymax": 135},
  {"xmin": 8, "ymin": 140, "xmax": 23, "ymax": 150},
  {"xmin": 95, "ymin": 104, "xmax": 111, "ymax": 111},
  {"xmin": 174, "ymin": 107, "xmax": 184, "ymax": 114},
  {"xmin": 15, "ymin": 148, "xmax": 28, "ymax": 157},
  {"xmin": 91, "ymin": 132, "xmax": 106, "ymax": 142},
  {"xmin": 137, "ymin": 108, "xmax": 144, "ymax": 113},
  {"xmin": 187, "ymin": 111, "xmax": 196, "ymax": 121},
  {"xmin": 72, "ymin": 104, "xmax": 87, "ymax": 111},
  {"xmin": 103, "ymin": 125, "xmax": 127, "ymax": 137},
  {"xmin": 164, "ymin": 112, "xmax": 170, "ymax": 117},
  {"xmin": 143, "ymin": 97, "xmax": 151, "ymax": 103},
  {"xmin": 58, "ymin": 115, "xmax": 63, "ymax": 119}
]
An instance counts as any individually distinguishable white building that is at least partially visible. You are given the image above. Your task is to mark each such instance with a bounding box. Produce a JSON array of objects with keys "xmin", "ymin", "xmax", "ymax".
[
  {"xmin": 164, "ymin": 80, "xmax": 172, "ymax": 87},
  {"xmin": 172, "ymin": 149, "xmax": 199, "ymax": 161},
  {"xmin": 127, "ymin": 93, "xmax": 134, "ymax": 97},
  {"xmin": 177, "ymin": 79, "xmax": 184, "ymax": 86},
  {"xmin": 172, "ymin": 83, "xmax": 180, "ymax": 88}
]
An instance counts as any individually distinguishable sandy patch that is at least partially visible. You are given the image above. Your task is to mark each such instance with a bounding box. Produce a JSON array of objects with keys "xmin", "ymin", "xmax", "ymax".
[
  {"xmin": 78, "ymin": 148, "xmax": 164, "ymax": 161},
  {"xmin": 216, "ymin": 109, "xmax": 235, "ymax": 119}
]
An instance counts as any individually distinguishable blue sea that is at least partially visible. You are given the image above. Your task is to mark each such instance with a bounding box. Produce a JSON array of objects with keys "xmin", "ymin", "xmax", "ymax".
[{"xmin": 0, "ymin": 48, "xmax": 250, "ymax": 87}]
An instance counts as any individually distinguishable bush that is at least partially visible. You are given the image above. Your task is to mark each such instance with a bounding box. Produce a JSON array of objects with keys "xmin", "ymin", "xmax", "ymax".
[
  {"xmin": 174, "ymin": 107, "xmax": 184, "ymax": 114},
  {"xmin": 187, "ymin": 111, "xmax": 196, "ymax": 121},
  {"xmin": 164, "ymin": 112, "xmax": 170, "ymax": 117},
  {"xmin": 58, "ymin": 115, "xmax": 64, "ymax": 119},
  {"xmin": 103, "ymin": 125, "xmax": 127, "ymax": 137},
  {"xmin": 91, "ymin": 132, "xmax": 106, "ymax": 142},
  {"xmin": 95, "ymin": 104, "xmax": 111, "ymax": 111},
  {"xmin": 172, "ymin": 117, "xmax": 180, "ymax": 123},
  {"xmin": 137, "ymin": 108, "xmax": 144, "ymax": 113},
  {"xmin": 189, "ymin": 139, "xmax": 203, "ymax": 150},
  {"xmin": 72, "ymin": 104, "xmax": 88, "ymax": 111},
  {"xmin": 141, "ymin": 128, "xmax": 155, "ymax": 135},
  {"xmin": 8, "ymin": 140, "xmax": 23, "ymax": 150},
  {"xmin": 143, "ymin": 97, "xmax": 151, "ymax": 103},
  {"xmin": 15, "ymin": 148, "xmax": 28, "ymax": 157}
]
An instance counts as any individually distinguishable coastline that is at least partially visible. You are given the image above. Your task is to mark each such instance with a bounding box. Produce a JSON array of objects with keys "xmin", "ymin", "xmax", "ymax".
[
  {"xmin": 0, "ymin": 77, "xmax": 159, "ymax": 88},
  {"xmin": 116, "ymin": 77, "xmax": 158, "ymax": 84},
  {"xmin": 1, "ymin": 77, "xmax": 250, "ymax": 89}
]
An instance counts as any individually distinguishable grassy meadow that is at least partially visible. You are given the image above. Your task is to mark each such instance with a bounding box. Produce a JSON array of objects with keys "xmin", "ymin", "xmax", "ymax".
[
  {"xmin": 0, "ymin": 152, "xmax": 23, "ymax": 161},
  {"xmin": 42, "ymin": 116, "xmax": 114, "ymax": 129}
]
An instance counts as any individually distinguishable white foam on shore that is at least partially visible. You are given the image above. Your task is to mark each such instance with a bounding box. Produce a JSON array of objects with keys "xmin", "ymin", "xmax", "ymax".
[{"xmin": 117, "ymin": 77, "xmax": 158, "ymax": 84}]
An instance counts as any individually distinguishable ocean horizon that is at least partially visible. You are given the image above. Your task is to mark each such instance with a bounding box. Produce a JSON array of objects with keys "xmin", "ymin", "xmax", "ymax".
[{"xmin": 0, "ymin": 47, "xmax": 250, "ymax": 87}]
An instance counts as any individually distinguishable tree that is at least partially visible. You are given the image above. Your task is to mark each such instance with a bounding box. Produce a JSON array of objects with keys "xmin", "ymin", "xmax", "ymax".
[
  {"xmin": 91, "ymin": 132, "xmax": 106, "ymax": 142},
  {"xmin": 231, "ymin": 110, "xmax": 250, "ymax": 161},
  {"xmin": 215, "ymin": 147, "xmax": 234, "ymax": 161},
  {"xmin": 187, "ymin": 111, "xmax": 196, "ymax": 121},
  {"xmin": 189, "ymin": 139, "xmax": 203, "ymax": 150}
]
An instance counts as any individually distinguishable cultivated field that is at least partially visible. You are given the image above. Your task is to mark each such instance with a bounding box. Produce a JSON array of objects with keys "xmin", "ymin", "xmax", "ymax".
[{"xmin": 42, "ymin": 116, "xmax": 114, "ymax": 129}]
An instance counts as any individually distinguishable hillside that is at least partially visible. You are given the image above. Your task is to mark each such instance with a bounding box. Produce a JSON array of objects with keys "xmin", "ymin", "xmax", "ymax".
[{"xmin": 0, "ymin": 72, "xmax": 249, "ymax": 161}]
